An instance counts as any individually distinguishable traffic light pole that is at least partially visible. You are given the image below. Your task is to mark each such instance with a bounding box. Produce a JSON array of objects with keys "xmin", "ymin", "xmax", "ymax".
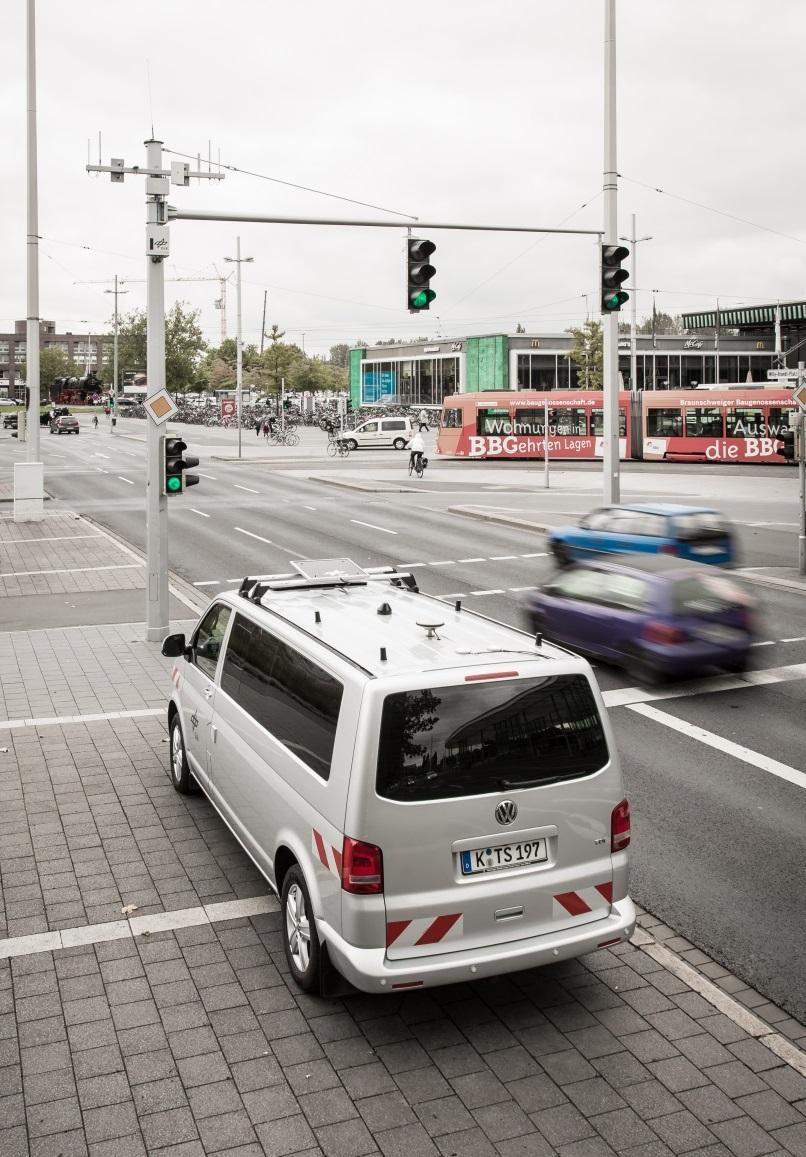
[
  {"xmin": 145, "ymin": 138, "xmax": 170, "ymax": 643},
  {"xmin": 799, "ymin": 364, "xmax": 806, "ymax": 577},
  {"xmin": 602, "ymin": 0, "xmax": 620, "ymax": 506}
]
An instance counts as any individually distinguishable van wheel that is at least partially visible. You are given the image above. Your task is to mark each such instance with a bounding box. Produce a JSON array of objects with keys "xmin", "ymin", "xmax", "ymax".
[
  {"xmin": 169, "ymin": 716, "xmax": 195, "ymax": 794},
  {"xmin": 346, "ymin": 438, "xmax": 357, "ymax": 452},
  {"xmin": 282, "ymin": 867, "xmax": 321, "ymax": 993},
  {"xmin": 393, "ymin": 437, "xmax": 406, "ymax": 450}
]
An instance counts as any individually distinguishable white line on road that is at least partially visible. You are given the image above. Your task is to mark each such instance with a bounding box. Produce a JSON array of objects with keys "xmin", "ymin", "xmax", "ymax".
[
  {"xmin": 198, "ymin": 472, "xmax": 217, "ymax": 480},
  {"xmin": 234, "ymin": 485, "xmax": 260, "ymax": 494},
  {"xmin": 190, "ymin": 509, "xmax": 210, "ymax": 518},
  {"xmin": 491, "ymin": 555, "xmax": 518, "ymax": 560},
  {"xmin": 429, "ymin": 560, "xmax": 456, "ymax": 566},
  {"xmin": 781, "ymin": 636, "xmax": 806, "ymax": 643},
  {"xmin": 193, "ymin": 580, "xmax": 220, "ymax": 586},
  {"xmin": 521, "ymin": 552, "xmax": 548, "ymax": 558},
  {"xmin": 628, "ymin": 701, "xmax": 806, "ymax": 791},
  {"xmin": 509, "ymin": 585, "xmax": 538, "ymax": 592},
  {"xmin": 234, "ymin": 527, "xmax": 274, "ymax": 545},
  {"xmin": 350, "ymin": 519, "xmax": 397, "ymax": 534},
  {"xmin": 399, "ymin": 563, "xmax": 426, "ymax": 568},
  {"xmin": 458, "ymin": 557, "xmax": 486, "ymax": 563},
  {"xmin": 117, "ymin": 476, "xmax": 134, "ymax": 485},
  {"xmin": 93, "ymin": 452, "xmax": 110, "ymax": 459},
  {"xmin": 469, "ymin": 589, "xmax": 505, "ymax": 596},
  {"xmin": 603, "ymin": 661, "xmax": 806, "ymax": 710},
  {"xmin": 303, "ymin": 506, "xmax": 317, "ymax": 510},
  {"xmin": 751, "ymin": 640, "xmax": 775, "ymax": 647}
]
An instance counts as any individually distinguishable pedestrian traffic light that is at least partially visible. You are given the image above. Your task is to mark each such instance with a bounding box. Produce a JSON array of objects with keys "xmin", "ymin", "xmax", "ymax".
[
  {"xmin": 601, "ymin": 244, "xmax": 630, "ymax": 312},
  {"xmin": 163, "ymin": 436, "xmax": 200, "ymax": 495},
  {"xmin": 778, "ymin": 428, "xmax": 796, "ymax": 462},
  {"xmin": 407, "ymin": 238, "xmax": 437, "ymax": 312}
]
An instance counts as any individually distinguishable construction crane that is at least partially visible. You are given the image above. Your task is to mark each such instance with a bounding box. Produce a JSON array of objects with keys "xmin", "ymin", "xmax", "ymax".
[{"xmin": 76, "ymin": 270, "xmax": 234, "ymax": 344}]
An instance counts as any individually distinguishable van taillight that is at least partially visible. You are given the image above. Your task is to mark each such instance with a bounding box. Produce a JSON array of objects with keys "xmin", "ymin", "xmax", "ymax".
[
  {"xmin": 642, "ymin": 621, "xmax": 686, "ymax": 645},
  {"xmin": 341, "ymin": 837, "xmax": 384, "ymax": 894},
  {"xmin": 611, "ymin": 799, "xmax": 631, "ymax": 852}
]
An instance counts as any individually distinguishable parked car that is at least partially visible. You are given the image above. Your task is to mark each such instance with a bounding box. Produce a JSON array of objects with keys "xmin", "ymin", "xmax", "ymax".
[
  {"xmin": 162, "ymin": 559, "xmax": 634, "ymax": 995},
  {"xmin": 342, "ymin": 416, "xmax": 413, "ymax": 451},
  {"xmin": 547, "ymin": 504, "xmax": 735, "ymax": 568},
  {"xmin": 50, "ymin": 414, "xmax": 80, "ymax": 435},
  {"xmin": 526, "ymin": 556, "xmax": 756, "ymax": 685},
  {"xmin": 3, "ymin": 409, "xmax": 56, "ymax": 429}
]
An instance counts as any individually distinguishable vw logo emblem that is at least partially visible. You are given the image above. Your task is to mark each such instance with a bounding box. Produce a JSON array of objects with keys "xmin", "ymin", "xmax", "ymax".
[{"xmin": 495, "ymin": 800, "xmax": 518, "ymax": 826}]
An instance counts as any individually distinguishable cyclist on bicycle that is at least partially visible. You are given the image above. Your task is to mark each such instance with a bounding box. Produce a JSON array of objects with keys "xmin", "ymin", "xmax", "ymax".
[{"xmin": 407, "ymin": 429, "xmax": 425, "ymax": 475}]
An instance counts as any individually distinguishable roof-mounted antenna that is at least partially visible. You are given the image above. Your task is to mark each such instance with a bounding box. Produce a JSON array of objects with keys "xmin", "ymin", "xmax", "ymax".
[
  {"xmin": 377, "ymin": 602, "xmax": 391, "ymax": 615},
  {"xmin": 380, "ymin": 647, "xmax": 388, "ymax": 661},
  {"xmin": 416, "ymin": 620, "xmax": 443, "ymax": 640},
  {"xmin": 314, "ymin": 610, "xmax": 321, "ymax": 624},
  {"xmin": 535, "ymin": 631, "xmax": 543, "ymax": 647},
  {"xmin": 454, "ymin": 600, "xmax": 462, "ymax": 613}
]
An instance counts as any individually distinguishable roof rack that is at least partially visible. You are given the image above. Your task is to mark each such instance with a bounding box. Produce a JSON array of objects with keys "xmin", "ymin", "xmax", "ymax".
[{"xmin": 237, "ymin": 559, "xmax": 418, "ymax": 602}]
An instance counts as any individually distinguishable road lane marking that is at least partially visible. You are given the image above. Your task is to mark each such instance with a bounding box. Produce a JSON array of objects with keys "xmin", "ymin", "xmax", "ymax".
[
  {"xmin": 603, "ymin": 661, "xmax": 806, "ymax": 710},
  {"xmin": 0, "ymin": 896, "xmax": 276, "ymax": 961},
  {"xmin": 234, "ymin": 527, "xmax": 273, "ymax": 545},
  {"xmin": 458, "ymin": 557, "xmax": 485, "ymax": 563},
  {"xmin": 781, "ymin": 636, "xmax": 806, "ymax": 643},
  {"xmin": 351, "ymin": 519, "xmax": 397, "ymax": 534},
  {"xmin": 93, "ymin": 453, "xmax": 110, "ymax": 459},
  {"xmin": 190, "ymin": 509, "xmax": 210, "ymax": 517},
  {"xmin": 628, "ymin": 702, "xmax": 806, "ymax": 791},
  {"xmin": 521, "ymin": 552, "xmax": 548, "ymax": 558},
  {"xmin": 399, "ymin": 563, "xmax": 426, "ymax": 568},
  {"xmin": 303, "ymin": 506, "xmax": 317, "ymax": 510},
  {"xmin": 491, "ymin": 555, "xmax": 518, "ymax": 560},
  {"xmin": 234, "ymin": 485, "xmax": 260, "ymax": 494},
  {"xmin": 469, "ymin": 589, "xmax": 505, "ymax": 596},
  {"xmin": 510, "ymin": 585, "xmax": 538, "ymax": 592},
  {"xmin": 429, "ymin": 560, "xmax": 456, "ymax": 566},
  {"xmin": 117, "ymin": 476, "xmax": 134, "ymax": 485},
  {"xmin": 198, "ymin": 472, "xmax": 217, "ymax": 480},
  {"xmin": 751, "ymin": 641, "xmax": 775, "ymax": 647}
]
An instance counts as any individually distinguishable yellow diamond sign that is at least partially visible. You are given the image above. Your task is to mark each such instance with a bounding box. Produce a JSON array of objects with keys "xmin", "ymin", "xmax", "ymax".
[{"xmin": 144, "ymin": 389, "xmax": 179, "ymax": 425}]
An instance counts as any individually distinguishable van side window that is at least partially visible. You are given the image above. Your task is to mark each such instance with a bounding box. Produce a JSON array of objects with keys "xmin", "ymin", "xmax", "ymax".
[
  {"xmin": 385, "ymin": 420, "xmax": 406, "ymax": 431},
  {"xmin": 191, "ymin": 604, "xmax": 232, "ymax": 680},
  {"xmin": 220, "ymin": 616, "xmax": 344, "ymax": 780}
]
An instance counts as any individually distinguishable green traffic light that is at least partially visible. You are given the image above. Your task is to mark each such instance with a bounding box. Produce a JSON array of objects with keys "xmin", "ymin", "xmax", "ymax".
[
  {"xmin": 166, "ymin": 476, "xmax": 182, "ymax": 492},
  {"xmin": 411, "ymin": 288, "xmax": 436, "ymax": 309},
  {"xmin": 604, "ymin": 291, "xmax": 629, "ymax": 311}
]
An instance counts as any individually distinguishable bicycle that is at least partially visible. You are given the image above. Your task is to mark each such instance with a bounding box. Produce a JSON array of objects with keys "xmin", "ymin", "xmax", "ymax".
[
  {"xmin": 408, "ymin": 453, "xmax": 427, "ymax": 479},
  {"xmin": 326, "ymin": 438, "xmax": 350, "ymax": 458}
]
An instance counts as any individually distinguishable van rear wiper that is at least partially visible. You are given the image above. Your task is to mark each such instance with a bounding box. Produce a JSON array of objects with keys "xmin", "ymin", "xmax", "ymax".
[{"xmin": 499, "ymin": 775, "xmax": 565, "ymax": 789}]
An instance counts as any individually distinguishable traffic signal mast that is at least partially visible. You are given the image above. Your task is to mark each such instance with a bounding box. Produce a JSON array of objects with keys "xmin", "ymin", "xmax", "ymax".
[
  {"xmin": 601, "ymin": 243, "xmax": 629, "ymax": 313},
  {"xmin": 407, "ymin": 238, "xmax": 437, "ymax": 312}
]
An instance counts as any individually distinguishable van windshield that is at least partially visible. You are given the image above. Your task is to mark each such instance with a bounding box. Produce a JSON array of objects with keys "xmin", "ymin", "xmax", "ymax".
[{"xmin": 376, "ymin": 675, "xmax": 608, "ymax": 802}]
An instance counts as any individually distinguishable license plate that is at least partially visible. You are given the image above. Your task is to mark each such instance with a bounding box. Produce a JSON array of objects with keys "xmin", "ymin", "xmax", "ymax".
[
  {"xmin": 692, "ymin": 545, "xmax": 723, "ymax": 556},
  {"xmin": 695, "ymin": 624, "xmax": 744, "ymax": 644},
  {"xmin": 461, "ymin": 840, "xmax": 547, "ymax": 875}
]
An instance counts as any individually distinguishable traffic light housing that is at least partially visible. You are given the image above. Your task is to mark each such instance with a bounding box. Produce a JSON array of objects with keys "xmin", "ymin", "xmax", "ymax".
[
  {"xmin": 407, "ymin": 238, "xmax": 437, "ymax": 312},
  {"xmin": 163, "ymin": 435, "xmax": 200, "ymax": 495},
  {"xmin": 601, "ymin": 244, "xmax": 630, "ymax": 313},
  {"xmin": 778, "ymin": 428, "xmax": 796, "ymax": 463}
]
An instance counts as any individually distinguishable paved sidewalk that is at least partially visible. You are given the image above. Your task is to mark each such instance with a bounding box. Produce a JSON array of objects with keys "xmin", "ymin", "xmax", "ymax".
[{"xmin": 1, "ymin": 515, "xmax": 806, "ymax": 1156}]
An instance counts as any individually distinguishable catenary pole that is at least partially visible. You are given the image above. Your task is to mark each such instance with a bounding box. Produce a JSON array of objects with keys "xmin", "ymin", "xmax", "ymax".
[
  {"xmin": 104, "ymin": 275, "xmax": 128, "ymax": 431},
  {"xmin": 619, "ymin": 215, "xmax": 652, "ymax": 391},
  {"xmin": 145, "ymin": 138, "xmax": 169, "ymax": 643},
  {"xmin": 224, "ymin": 239, "xmax": 254, "ymax": 458},
  {"xmin": 260, "ymin": 290, "xmax": 267, "ymax": 356},
  {"xmin": 602, "ymin": 0, "xmax": 620, "ymax": 505}
]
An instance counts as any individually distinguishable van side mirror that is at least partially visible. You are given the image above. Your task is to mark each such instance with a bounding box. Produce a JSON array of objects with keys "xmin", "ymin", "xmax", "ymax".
[{"xmin": 161, "ymin": 633, "xmax": 186, "ymax": 658}]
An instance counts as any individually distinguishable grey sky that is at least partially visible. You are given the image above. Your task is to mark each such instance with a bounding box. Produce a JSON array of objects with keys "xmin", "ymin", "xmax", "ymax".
[{"xmin": 2, "ymin": 0, "xmax": 804, "ymax": 357}]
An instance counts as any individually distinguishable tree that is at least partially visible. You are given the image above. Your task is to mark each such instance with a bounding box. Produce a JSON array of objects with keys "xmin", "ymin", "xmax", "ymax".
[
  {"xmin": 566, "ymin": 320, "xmax": 603, "ymax": 389},
  {"xmin": 22, "ymin": 347, "xmax": 81, "ymax": 391},
  {"xmin": 515, "ymin": 323, "xmax": 526, "ymax": 333},
  {"xmin": 329, "ymin": 343, "xmax": 350, "ymax": 369},
  {"xmin": 115, "ymin": 302, "xmax": 207, "ymax": 391},
  {"xmin": 262, "ymin": 324, "xmax": 304, "ymax": 395},
  {"xmin": 638, "ymin": 311, "xmax": 681, "ymax": 335}
]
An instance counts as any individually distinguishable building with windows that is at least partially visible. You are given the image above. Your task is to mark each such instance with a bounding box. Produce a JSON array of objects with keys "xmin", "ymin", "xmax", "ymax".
[
  {"xmin": 0, "ymin": 320, "xmax": 111, "ymax": 399},
  {"xmin": 349, "ymin": 302, "xmax": 804, "ymax": 409}
]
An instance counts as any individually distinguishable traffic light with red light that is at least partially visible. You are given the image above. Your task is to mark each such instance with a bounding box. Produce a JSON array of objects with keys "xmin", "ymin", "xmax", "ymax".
[
  {"xmin": 407, "ymin": 238, "xmax": 437, "ymax": 312},
  {"xmin": 163, "ymin": 436, "xmax": 200, "ymax": 495},
  {"xmin": 601, "ymin": 244, "xmax": 630, "ymax": 313}
]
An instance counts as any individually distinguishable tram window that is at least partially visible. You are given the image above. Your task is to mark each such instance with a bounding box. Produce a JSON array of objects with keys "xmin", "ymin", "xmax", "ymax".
[
  {"xmin": 646, "ymin": 408, "xmax": 683, "ymax": 437},
  {"xmin": 591, "ymin": 409, "xmax": 627, "ymax": 437},
  {"xmin": 442, "ymin": 408, "xmax": 462, "ymax": 428},
  {"xmin": 766, "ymin": 408, "xmax": 791, "ymax": 437},
  {"xmin": 726, "ymin": 408, "xmax": 764, "ymax": 438},
  {"xmin": 513, "ymin": 408, "xmax": 545, "ymax": 434},
  {"xmin": 685, "ymin": 408, "xmax": 723, "ymax": 438},
  {"xmin": 477, "ymin": 408, "xmax": 511, "ymax": 435},
  {"xmin": 548, "ymin": 408, "xmax": 587, "ymax": 435}
]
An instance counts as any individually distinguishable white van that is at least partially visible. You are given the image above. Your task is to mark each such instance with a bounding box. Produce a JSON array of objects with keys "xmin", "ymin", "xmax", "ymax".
[
  {"xmin": 343, "ymin": 416, "xmax": 412, "ymax": 450},
  {"xmin": 162, "ymin": 559, "xmax": 634, "ymax": 995}
]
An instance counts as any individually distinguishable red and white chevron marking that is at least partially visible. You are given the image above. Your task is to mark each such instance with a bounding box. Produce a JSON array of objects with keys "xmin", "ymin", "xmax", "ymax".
[
  {"xmin": 553, "ymin": 881, "xmax": 612, "ymax": 919},
  {"xmin": 170, "ymin": 666, "xmax": 182, "ymax": 691},
  {"xmin": 312, "ymin": 829, "xmax": 342, "ymax": 878},
  {"xmin": 386, "ymin": 912, "xmax": 463, "ymax": 949}
]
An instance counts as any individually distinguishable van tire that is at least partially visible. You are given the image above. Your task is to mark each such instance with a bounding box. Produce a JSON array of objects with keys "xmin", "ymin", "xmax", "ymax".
[
  {"xmin": 393, "ymin": 437, "xmax": 406, "ymax": 450},
  {"xmin": 346, "ymin": 438, "xmax": 358, "ymax": 452},
  {"xmin": 169, "ymin": 716, "xmax": 195, "ymax": 794},
  {"xmin": 282, "ymin": 866, "xmax": 321, "ymax": 993}
]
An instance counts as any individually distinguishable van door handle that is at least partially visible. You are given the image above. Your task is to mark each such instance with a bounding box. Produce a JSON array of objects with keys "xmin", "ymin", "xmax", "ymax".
[{"xmin": 203, "ymin": 686, "xmax": 214, "ymax": 700}]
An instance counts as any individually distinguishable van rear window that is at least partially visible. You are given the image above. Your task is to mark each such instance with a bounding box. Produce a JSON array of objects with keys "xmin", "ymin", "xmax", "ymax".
[{"xmin": 376, "ymin": 675, "xmax": 608, "ymax": 802}]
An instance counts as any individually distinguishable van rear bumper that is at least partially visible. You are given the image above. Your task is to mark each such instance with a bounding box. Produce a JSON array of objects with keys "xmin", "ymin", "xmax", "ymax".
[{"xmin": 322, "ymin": 897, "xmax": 637, "ymax": 993}]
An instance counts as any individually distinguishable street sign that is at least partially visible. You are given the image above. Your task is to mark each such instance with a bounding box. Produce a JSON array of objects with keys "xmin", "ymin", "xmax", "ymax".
[
  {"xmin": 144, "ymin": 389, "xmax": 179, "ymax": 425},
  {"xmin": 766, "ymin": 368, "xmax": 799, "ymax": 380},
  {"xmin": 793, "ymin": 381, "xmax": 806, "ymax": 411}
]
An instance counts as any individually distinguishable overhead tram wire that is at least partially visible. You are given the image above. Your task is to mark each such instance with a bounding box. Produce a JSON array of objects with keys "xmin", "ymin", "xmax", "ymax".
[
  {"xmin": 620, "ymin": 176, "xmax": 806, "ymax": 246},
  {"xmin": 163, "ymin": 147, "xmax": 418, "ymax": 222}
]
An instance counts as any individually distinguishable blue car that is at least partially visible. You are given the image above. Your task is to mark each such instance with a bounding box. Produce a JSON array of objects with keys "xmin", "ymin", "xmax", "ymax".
[
  {"xmin": 547, "ymin": 503, "xmax": 735, "ymax": 568},
  {"xmin": 526, "ymin": 556, "xmax": 756, "ymax": 685}
]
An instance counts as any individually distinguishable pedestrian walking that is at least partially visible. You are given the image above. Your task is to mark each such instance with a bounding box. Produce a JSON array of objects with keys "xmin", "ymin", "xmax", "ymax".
[
  {"xmin": 418, "ymin": 408, "xmax": 429, "ymax": 432},
  {"xmin": 92, "ymin": 414, "xmax": 99, "ymax": 430},
  {"xmin": 256, "ymin": 418, "xmax": 261, "ymax": 437},
  {"xmin": 263, "ymin": 421, "xmax": 270, "ymax": 440}
]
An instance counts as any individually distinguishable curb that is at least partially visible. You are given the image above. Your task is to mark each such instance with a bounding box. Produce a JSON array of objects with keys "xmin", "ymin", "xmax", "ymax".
[
  {"xmin": 308, "ymin": 475, "xmax": 419, "ymax": 494},
  {"xmin": 447, "ymin": 505, "xmax": 553, "ymax": 534},
  {"xmin": 736, "ymin": 570, "xmax": 806, "ymax": 596}
]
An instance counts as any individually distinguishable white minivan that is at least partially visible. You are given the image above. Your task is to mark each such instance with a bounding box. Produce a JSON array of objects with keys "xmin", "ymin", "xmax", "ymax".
[
  {"xmin": 162, "ymin": 559, "xmax": 635, "ymax": 995},
  {"xmin": 342, "ymin": 416, "xmax": 412, "ymax": 450}
]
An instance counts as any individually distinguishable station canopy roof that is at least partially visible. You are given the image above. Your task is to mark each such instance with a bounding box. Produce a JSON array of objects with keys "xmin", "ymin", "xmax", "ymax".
[{"xmin": 683, "ymin": 300, "xmax": 806, "ymax": 330}]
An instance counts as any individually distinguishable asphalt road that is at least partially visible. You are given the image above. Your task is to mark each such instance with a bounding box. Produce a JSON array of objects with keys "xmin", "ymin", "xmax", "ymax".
[{"xmin": 4, "ymin": 416, "xmax": 806, "ymax": 1023}]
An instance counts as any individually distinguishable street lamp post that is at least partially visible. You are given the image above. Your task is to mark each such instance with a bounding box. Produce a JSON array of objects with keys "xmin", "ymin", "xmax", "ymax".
[
  {"xmin": 104, "ymin": 276, "xmax": 128, "ymax": 430},
  {"xmin": 224, "ymin": 237, "xmax": 254, "ymax": 459}
]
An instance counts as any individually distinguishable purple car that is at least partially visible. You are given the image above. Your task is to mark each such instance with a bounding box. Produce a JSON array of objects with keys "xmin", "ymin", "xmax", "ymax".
[{"xmin": 526, "ymin": 555, "xmax": 756, "ymax": 685}]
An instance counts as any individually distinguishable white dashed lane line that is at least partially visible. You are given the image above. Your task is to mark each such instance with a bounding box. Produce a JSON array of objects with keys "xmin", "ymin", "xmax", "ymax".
[
  {"xmin": 198, "ymin": 472, "xmax": 217, "ymax": 480},
  {"xmin": 190, "ymin": 509, "xmax": 210, "ymax": 518},
  {"xmin": 234, "ymin": 485, "xmax": 260, "ymax": 494},
  {"xmin": 117, "ymin": 476, "xmax": 135, "ymax": 485},
  {"xmin": 350, "ymin": 519, "xmax": 397, "ymax": 534},
  {"xmin": 234, "ymin": 527, "xmax": 274, "ymax": 546},
  {"xmin": 457, "ymin": 557, "xmax": 486, "ymax": 563}
]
